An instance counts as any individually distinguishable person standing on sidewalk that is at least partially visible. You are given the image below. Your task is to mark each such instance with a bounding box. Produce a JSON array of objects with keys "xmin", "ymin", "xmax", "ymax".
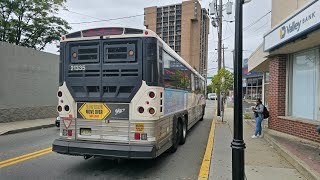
[{"xmin": 252, "ymin": 98, "xmax": 264, "ymax": 138}]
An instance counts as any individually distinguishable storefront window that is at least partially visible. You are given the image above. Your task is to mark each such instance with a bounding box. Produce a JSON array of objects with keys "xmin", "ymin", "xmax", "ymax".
[
  {"xmin": 290, "ymin": 48, "xmax": 319, "ymax": 120},
  {"xmin": 245, "ymin": 76, "xmax": 263, "ymax": 100}
]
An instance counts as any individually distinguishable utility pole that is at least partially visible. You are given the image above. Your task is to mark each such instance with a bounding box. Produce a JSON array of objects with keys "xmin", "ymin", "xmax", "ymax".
[
  {"xmin": 222, "ymin": 44, "xmax": 228, "ymax": 69},
  {"xmin": 217, "ymin": 0, "xmax": 223, "ymax": 117},
  {"xmin": 210, "ymin": 0, "xmax": 233, "ymax": 117}
]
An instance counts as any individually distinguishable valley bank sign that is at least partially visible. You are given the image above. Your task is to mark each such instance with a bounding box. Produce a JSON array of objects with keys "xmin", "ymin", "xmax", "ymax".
[{"xmin": 264, "ymin": 0, "xmax": 320, "ymax": 51}]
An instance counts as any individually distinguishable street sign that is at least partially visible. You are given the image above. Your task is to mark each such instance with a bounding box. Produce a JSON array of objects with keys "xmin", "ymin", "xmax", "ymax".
[{"xmin": 78, "ymin": 103, "xmax": 111, "ymax": 120}]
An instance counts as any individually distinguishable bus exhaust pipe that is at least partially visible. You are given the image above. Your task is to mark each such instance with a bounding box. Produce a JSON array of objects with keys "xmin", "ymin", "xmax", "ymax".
[{"xmin": 84, "ymin": 155, "xmax": 92, "ymax": 160}]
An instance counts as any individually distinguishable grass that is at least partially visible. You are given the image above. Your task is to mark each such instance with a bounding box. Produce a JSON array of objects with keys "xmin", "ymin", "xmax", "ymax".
[{"xmin": 243, "ymin": 113, "xmax": 252, "ymax": 119}]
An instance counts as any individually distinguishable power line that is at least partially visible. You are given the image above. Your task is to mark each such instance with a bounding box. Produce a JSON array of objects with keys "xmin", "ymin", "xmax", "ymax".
[
  {"xmin": 222, "ymin": 10, "xmax": 271, "ymax": 41},
  {"xmin": 69, "ymin": 14, "xmax": 145, "ymax": 25},
  {"xmin": 68, "ymin": 1, "xmax": 195, "ymax": 25},
  {"xmin": 63, "ymin": 9, "xmax": 105, "ymax": 21},
  {"xmin": 243, "ymin": 10, "xmax": 271, "ymax": 31}
]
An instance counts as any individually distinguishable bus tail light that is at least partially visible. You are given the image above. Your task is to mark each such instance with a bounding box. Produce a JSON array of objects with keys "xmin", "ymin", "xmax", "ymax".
[
  {"xmin": 149, "ymin": 108, "xmax": 155, "ymax": 115},
  {"xmin": 64, "ymin": 105, "xmax": 70, "ymax": 111},
  {"xmin": 149, "ymin": 91, "xmax": 155, "ymax": 98},
  {"xmin": 134, "ymin": 133, "xmax": 140, "ymax": 140},
  {"xmin": 57, "ymin": 106, "xmax": 62, "ymax": 112},
  {"xmin": 57, "ymin": 91, "xmax": 62, "ymax": 97},
  {"xmin": 68, "ymin": 130, "xmax": 73, "ymax": 137},
  {"xmin": 138, "ymin": 107, "xmax": 144, "ymax": 113}
]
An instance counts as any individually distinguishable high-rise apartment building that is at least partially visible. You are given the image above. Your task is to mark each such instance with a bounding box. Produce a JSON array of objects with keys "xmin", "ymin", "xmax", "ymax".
[{"xmin": 144, "ymin": 0, "xmax": 210, "ymax": 78}]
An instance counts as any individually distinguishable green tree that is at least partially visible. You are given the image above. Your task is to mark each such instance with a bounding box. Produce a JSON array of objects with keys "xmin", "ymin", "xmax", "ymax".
[
  {"xmin": 207, "ymin": 84, "xmax": 215, "ymax": 93},
  {"xmin": 0, "ymin": 0, "xmax": 71, "ymax": 50},
  {"xmin": 211, "ymin": 68, "xmax": 233, "ymax": 94}
]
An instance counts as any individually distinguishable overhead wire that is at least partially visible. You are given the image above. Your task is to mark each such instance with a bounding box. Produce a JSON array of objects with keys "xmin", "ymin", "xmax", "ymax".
[
  {"xmin": 67, "ymin": 1, "xmax": 195, "ymax": 25},
  {"xmin": 221, "ymin": 10, "xmax": 271, "ymax": 41}
]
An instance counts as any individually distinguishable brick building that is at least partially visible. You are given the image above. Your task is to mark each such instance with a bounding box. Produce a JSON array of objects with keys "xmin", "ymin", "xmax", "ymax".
[
  {"xmin": 144, "ymin": 0, "xmax": 210, "ymax": 78},
  {"xmin": 248, "ymin": 0, "xmax": 320, "ymax": 143}
]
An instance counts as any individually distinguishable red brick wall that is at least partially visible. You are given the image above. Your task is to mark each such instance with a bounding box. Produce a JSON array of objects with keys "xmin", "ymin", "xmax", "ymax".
[
  {"xmin": 268, "ymin": 55, "xmax": 320, "ymax": 143},
  {"xmin": 268, "ymin": 55, "xmax": 287, "ymax": 129}
]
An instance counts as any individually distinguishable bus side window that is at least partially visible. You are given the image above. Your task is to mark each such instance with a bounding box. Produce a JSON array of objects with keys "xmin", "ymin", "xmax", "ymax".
[
  {"xmin": 191, "ymin": 74, "xmax": 195, "ymax": 93},
  {"xmin": 158, "ymin": 46, "xmax": 163, "ymax": 85},
  {"xmin": 163, "ymin": 51, "xmax": 176, "ymax": 89}
]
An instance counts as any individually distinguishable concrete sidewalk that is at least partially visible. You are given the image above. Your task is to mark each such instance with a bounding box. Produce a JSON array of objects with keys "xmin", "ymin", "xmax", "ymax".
[
  {"xmin": 210, "ymin": 108, "xmax": 306, "ymax": 180},
  {"xmin": 0, "ymin": 118, "xmax": 55, "ymax": 135}
]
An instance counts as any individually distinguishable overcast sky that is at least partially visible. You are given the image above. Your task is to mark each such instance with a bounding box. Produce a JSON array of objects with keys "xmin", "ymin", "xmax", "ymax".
[{"xmin": 44, "ymin": 0, "xmax": 272, "ymax": 81}]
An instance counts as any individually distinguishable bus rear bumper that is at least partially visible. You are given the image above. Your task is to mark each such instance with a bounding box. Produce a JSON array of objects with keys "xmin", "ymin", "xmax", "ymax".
[{"xmin": 52, "ymin": 139, "xmax": 157, "ymax": 159}]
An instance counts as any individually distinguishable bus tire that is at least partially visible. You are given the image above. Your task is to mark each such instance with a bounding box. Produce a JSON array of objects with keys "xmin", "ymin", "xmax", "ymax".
[
  {"xmin": 179, "ymin": 119, "xmax": 187, "ymax": 145},
  {"xmin": 169, "ymin": 119, "xmax": 181, "ymax": 153},
  {"xmin": 200, "ymin": 108, "xmax": 205, "ymax": 121}
]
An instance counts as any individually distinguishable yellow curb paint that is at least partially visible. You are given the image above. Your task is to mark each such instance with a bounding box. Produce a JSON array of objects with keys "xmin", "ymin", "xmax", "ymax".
[
  {"xmin": 0, "ymin": 147, "xmax": 52, "ymax": 168},
  {"xmin": 198, "ymin": 117, "xmax": 216, "ymax": 180}
]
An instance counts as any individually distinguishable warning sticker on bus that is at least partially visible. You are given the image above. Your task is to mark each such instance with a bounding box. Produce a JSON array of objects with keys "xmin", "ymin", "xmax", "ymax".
[
  {"xmin": 135, "ymin": 123, "xmax": 144, "ymax": 132},
  {"xmin": 78, "ymin": 103, "xmax": 111, "ymax": 120}
]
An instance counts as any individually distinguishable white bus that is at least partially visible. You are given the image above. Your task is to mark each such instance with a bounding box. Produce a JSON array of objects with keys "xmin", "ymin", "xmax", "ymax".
[{"xmin": 52, "ymin": 27, "xmax": 206, "ymax": 159}]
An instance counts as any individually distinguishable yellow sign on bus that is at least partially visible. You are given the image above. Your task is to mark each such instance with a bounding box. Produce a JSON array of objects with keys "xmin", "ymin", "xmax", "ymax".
[
  {"xmin": 78, "ymin": 103, "xmax": 111, "ymax": 120},
  {"xmin": 135, "ymin": 123, "xmax": 145, "ymax": 132}
]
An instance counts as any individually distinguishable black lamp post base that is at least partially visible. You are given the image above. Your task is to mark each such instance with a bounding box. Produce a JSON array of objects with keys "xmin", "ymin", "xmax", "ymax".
[{"xmin": 231, "ymin": 139, "xmax": 246, "ymax": 180}]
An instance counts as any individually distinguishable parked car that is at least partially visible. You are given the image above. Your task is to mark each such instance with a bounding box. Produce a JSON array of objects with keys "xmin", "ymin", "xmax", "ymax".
[
  {"xmin": 55, "ymin": 116, "xmax": 60, "ymax": 128},
  {"xmin": 208, "ymin": 93, "xmax": 217, "ymax": 100}
]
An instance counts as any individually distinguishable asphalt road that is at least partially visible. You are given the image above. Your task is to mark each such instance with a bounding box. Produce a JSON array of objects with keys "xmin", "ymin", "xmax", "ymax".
[{"xmin": 0, "ymin": 100, "xmax": 216, "ymax": 180}]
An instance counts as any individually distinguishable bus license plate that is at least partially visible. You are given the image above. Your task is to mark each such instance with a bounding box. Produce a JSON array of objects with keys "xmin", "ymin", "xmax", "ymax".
[{"xmin": 80, "ymin": 128, "xmax": 91, "ymax": 136}]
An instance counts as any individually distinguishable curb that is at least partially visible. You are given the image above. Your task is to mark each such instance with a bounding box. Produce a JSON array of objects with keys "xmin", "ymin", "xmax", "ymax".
[
  {"xmin": 0, "ymin": 124, "xmax": 55, "ymax": 136},
  {"xmin": 245, "ymin": 120, "xmax": 320, "ymax": 180},
  {"xmin": 198, "ymin": 116, "xmax": 216, "ymax": 180}
]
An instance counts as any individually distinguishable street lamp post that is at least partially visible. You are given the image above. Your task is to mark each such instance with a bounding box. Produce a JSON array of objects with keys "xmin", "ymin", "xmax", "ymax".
[
  {"xmin": 221, "ymin": 76, "xmax": 225, "ymax": 122},
  {"xmin": 231, "ymin": 0, "xmax": 246, "ymax": 180}
]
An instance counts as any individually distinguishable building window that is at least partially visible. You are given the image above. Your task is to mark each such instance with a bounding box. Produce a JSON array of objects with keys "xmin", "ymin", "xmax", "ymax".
[
  {"xmin": 289, "ymin": 48, "xmax": 319, "ymax": 120},
  {"xmin": 245, "ymin": 77, "xmax": 263, "ymax": 100}
]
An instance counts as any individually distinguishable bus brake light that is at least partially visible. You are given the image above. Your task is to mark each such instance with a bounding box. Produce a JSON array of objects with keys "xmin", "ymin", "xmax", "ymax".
[
  {"xmin": 134, "ymin": 133, "xmax": 140, "ymax": 140},
  {"xmin": 68, "ymin": 130, "xmax": 72, "ymax": 137}
]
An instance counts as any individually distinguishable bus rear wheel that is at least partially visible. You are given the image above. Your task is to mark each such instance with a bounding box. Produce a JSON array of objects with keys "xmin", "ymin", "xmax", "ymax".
[
  {"xmin": 179, "ymin": 120, "xmax": 187, "ymax": 145},
  {"xmin": 169, "ymin": 120, "xmax": 181, "ymax": 153},
  {"xmin": 200, "ymin": 106, "xmax": 205, "ymax": 121}
]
